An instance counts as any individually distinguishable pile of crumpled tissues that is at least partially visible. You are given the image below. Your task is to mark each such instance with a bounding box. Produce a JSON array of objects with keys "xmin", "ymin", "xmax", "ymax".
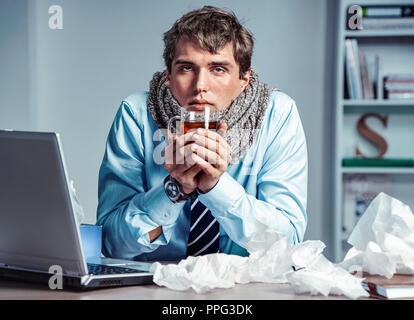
[
  {"xmin": 339, "ymin": 192, "xmax": 414, "ymax": 279},
  {"xmin": 150, "ymin": 192, "xmax": 414, "ymax": 299}
]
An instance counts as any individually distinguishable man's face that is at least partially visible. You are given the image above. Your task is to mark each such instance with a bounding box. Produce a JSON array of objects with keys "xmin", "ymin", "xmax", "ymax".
[{"xmin": 166, "ymin": 38, "xmax": 250, "ymax": 112}]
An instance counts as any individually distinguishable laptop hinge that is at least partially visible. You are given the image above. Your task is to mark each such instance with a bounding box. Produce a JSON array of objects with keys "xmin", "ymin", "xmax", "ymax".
[{"xmin": 80, "ymin": 274, "xmax": 93, "ymax": 286}]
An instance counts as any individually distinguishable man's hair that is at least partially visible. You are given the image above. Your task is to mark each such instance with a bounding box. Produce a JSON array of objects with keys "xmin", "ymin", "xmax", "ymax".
[{"xmin": 163, "ymin": 6, "xmax": 254, "ymax": 79}]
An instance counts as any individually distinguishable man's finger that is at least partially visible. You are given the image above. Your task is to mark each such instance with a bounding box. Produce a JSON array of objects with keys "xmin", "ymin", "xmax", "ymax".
[
  {"xmin": 194, "ymin": 128, "xmax": 228, "ymax": 152},
  {"xmin": 217, "ymin": 122, "xmax": 228, "ymax": 138},
  {"xmin": 182, "ymin": 163, "xmax": 203, "ymax": 179},
  {"xmin": 164, "ymin": 131, "xmax": 197, "ymax": 161},
  {"xmin": 171, "ymin": 142, "xmax": 197, "ymax": 165},
  {"xmin": 191, "ymin": 153, "xmax": 218, "ymax": 178},
  {"xmin": 175, "ymin": 131, "xmax": 197, "ymax": 148},
  {"xmin": 192, "ymin": 143, "xmax": 227, "ymax": 168},
  {"xmin": 192, "ymin": 134, "xmax": 230, "ymax": 164}
]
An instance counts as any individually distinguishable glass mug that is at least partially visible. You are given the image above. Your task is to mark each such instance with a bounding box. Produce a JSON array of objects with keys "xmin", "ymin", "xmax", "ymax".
[{"xmin": 167, "ymin": 105, "xmax": 218, "ymax": 141}]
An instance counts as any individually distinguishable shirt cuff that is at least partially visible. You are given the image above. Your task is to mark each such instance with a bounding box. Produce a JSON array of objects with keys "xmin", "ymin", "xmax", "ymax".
[
  {"xmin": 131, "ymin": 179, "xmax": 186, "ymax": 226},
  {"xmin": 197, "ymin": 172, "xmax": 245, "ymax": 215}
]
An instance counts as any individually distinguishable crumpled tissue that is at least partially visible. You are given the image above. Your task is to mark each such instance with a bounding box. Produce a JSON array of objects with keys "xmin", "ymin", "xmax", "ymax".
[
  {"xmin": 150, "ymin": 221, "xmax": 368, "ymax": 299},
  {"xmin": 339, "ymin": 192, "xmax": 414, "ymax": 279}
]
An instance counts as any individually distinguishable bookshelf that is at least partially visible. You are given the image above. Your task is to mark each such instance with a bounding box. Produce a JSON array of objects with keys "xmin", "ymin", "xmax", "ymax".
[{"xmin": 332, "ymin": 0, "xmax": 414, "ymax": 262}]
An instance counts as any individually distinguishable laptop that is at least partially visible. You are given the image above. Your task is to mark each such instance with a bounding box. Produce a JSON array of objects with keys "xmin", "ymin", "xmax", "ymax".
[{"xmin": 0, "ymin": 130, "xmax": 153, "ymax": 289}]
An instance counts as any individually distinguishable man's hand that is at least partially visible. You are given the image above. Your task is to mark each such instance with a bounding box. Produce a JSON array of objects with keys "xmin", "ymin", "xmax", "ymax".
[
  {"xmin": 163, "ymin": 131, "xmax": 202, "ymax": 195},
  {"xmin": 190, "ymin": 122, "xmax": 231, "ymax": 193}
]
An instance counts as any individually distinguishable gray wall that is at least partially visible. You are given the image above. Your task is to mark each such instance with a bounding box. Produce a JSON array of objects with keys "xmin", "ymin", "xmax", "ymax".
[
  {"xmin": 0, "ymin": 0, "xmax": 30, "ymax": 130},
  {"xmin": 0, "ymin": 0, "xmax": 335, "ymax": 259}
]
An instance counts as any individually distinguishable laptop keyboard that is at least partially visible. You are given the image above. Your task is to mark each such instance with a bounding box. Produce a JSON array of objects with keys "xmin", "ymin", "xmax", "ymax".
[{"xmin": 87, "ymin": 263, "xmax": 141, "ymax": 275}]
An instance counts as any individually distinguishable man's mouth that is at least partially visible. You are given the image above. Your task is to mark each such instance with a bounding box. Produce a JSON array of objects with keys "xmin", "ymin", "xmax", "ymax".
[
  {"xmin": 187, "ymin": 99, "xmax": 216, "ymax": 112},
  {"xmin": 189, "ymin": 99, "xmax": 213, "ymax": 106}
]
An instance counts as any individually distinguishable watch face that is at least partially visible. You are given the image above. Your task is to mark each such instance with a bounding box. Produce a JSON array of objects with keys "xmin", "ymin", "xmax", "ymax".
[{"xmin": 165, "ymin": 180, "xmax": 180, "ymax": 201}]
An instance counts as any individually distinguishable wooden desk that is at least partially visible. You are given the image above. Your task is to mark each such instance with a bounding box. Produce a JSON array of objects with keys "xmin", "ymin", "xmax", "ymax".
[{"xmin": 0, "ymin": 278, "xmax": 355, "ymax": 300}]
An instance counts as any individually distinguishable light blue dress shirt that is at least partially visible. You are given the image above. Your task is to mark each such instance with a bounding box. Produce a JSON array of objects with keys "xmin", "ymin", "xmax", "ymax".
[{"xmin": 97, "ymin": 90, "xmax": 308, "ymax": 261}]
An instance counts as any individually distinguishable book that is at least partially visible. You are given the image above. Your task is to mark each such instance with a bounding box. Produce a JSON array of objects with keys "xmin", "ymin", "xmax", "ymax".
[
  {"xmin": 359, "ymin": 51, "xmax": 375, "ymax": 99},
  {"xmin": 387, "ymin": 90, "xmax": 414, "ymax": 100},
  {"xmin": 362, "ymin": 17, "xmax": 414, "ymax": 30},
  {"xmin": 345, "ymin": 39, "xmax": 356, "ymax": 99},
  {"xmin": 388, "ymin": 92, "xmax": 414, "ymax": 99},
  {"xmin": 362, "ymin": 6, "xmax": 414, "ymax": 18},
  {"xmin": 385, "ymin": 78, "xmax": 414, "ymax": 90},
  {"xmin": 385, "ymin": 83, "xmax": 414, "ymax": 91},
  {"xmin": 385, "ymin": 74, "xmax": 414, "ymax": 81},
  {"xmin": 344, "ymin": 39, "xmax": 363, "ymax": 99},
  {"xmin": 384, "ymin": 74, "xmax": 414, "ymax": 99},
  {"xmin": 375, "ymin": 55, "xmax": 382, "ymax": 99},
  {"xmin": 343, "ymin": 158, "xmax": 414, "ymax": 167},
  {"xmin": 361, "ymin": 273, "xmax": 414, "ymax": 299},
  {"xmin": 346, "ymin": 6, "xmax": 414, "ymax": 31},
  {"xmin": 351, "ymin": 39, "xmax": 363, "ymax": 100}
]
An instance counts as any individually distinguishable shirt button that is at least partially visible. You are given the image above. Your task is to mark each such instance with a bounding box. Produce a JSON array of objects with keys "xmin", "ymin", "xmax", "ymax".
[{"xmin": 164, "ymin": 213, "xmax": 169, "ymax": 219}]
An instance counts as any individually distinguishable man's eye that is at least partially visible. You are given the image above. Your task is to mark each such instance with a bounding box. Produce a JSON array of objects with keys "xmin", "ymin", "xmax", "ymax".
[
  {"xmin": 180, "ymin": 66, "xmax": 193, "ymax": 71},
  {"xmin": 213, "ymin": 67, "xmax": 225, "ymax": 73}
]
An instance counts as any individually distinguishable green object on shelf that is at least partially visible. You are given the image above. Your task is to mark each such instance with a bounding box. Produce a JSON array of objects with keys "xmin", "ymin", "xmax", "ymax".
[{"xmin": 342, "ymin": 158, "xmax": 414, "ymax": 167}]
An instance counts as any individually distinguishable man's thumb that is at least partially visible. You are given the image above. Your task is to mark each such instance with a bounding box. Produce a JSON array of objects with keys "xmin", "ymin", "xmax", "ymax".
[{"xmin": 217, "ymin": 122, "xmax": 228, "ymax": 137}]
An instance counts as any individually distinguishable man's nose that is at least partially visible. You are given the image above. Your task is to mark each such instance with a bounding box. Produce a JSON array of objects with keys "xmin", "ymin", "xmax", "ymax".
[{"xmin": 193, "ymin": 69, "xmax": 209, "ymax": 93}]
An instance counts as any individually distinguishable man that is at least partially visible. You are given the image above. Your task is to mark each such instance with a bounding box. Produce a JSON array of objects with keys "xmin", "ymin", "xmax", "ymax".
[{"xmin": 97, "ymin": 6, "xmax": 307, "ymax": 261}]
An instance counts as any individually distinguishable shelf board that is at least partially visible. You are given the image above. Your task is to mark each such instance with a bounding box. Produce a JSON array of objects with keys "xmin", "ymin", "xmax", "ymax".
[
  {"xmin": 342, "ymin": 99, "xmax": 414, "ymax": 113},
  {"xmin": 343, "ymin": 99, "xmax": 414, "ymax": 106},
  {"xmin": 342, "ymin": 167, "xmax": 414, "ymax": 174},
  {"xmin": 344, "ymin": 29, "xmax": 414, "ymax": 38}
]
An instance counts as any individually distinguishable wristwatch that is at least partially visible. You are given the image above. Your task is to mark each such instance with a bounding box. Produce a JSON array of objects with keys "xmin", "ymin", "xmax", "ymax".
[{"xmin": 163, "ymin": 175, "xmax": 195, "ymax": 203}]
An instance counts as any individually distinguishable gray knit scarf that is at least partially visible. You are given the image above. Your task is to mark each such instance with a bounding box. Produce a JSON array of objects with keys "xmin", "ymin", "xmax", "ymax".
[{"xmin": 147, "ymin": 70, "xmax": 274, "ymax": 163}]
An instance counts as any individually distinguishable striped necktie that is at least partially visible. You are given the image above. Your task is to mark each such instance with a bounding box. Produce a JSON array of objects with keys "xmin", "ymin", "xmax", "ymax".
[{"xmin": 186, "ymin": 196, "xmax": 220, "ymax": 257}]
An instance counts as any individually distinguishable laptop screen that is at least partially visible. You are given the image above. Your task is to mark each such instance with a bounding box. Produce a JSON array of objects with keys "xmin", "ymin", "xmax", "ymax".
[{"xmin": 0, "ymin": 131, "xmax": 88, "ymax": 276}]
